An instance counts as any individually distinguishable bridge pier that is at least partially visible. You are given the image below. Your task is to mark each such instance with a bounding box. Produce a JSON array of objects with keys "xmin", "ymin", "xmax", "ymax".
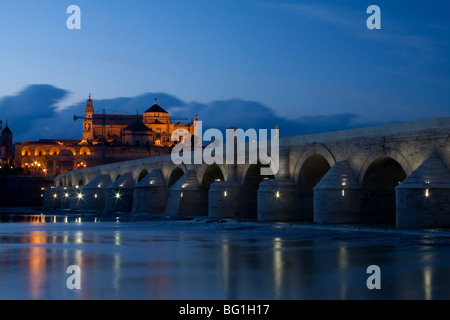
[
  {"xmin": 257, "ymin": 178, "xmax": 299, "ymax": 221},
  {"xmin": 257, "ymin": 149, "xmax": 300, "ymax": 221},
  {"xmin": 313, "ymin": 161, "xmax": 361, "ymax": 224},
  {"xmin": 208, "ymin": 181, "xmax": 242, "ymax": 218},
  {"xmin": 132, "ymin": 169, "xmax": 168, "ymax": 214},
  {"xmin": 77, "ymin": 174, "xmax": 111, "ymax": 211},
  {"xmin": 164, "ymin": 170, "xmax": 203, "ymax": 216},
  {"xmin": 43, "ymin": 186, "xmax": 63, "ymax": 209},
  {"xmin": 104, "ymin": 172, "xmax": 135, "ymax": 214},
  {"xmin": 59, "ymin": 188, "xmax": 71, "ymax": 209},
  {"xmin": 68, "ymin": 187, "xmax": 83, "ymax": 210},
  {"xmin": 209, "ymin": 164, "xmax": 242, "ymax": 218},
  {"xmin": 396, "ymin": 153, "xmax": 450, "ymax": 228}
]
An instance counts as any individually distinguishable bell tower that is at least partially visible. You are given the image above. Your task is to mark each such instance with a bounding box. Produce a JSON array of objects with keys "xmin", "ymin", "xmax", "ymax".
[
  {"xmin": 83, "ymin": 93, "xmax": 94, "ymax": 140},
  {"xmin": 1, "ymin": 121, "xmax": 13, "ymax": 165}
]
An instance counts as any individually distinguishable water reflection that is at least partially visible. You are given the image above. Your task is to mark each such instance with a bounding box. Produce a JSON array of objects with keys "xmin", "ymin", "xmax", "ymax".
[
  {"xmin": 0, "ymin": 214, "xmax": 116, "ymax": 224},
  {"xmin": 423, "ymin": 265, "xmax": 432, "ymax": 300},
  {"xmin": 0, "ymin": 221, "xmax": 450, "ymax": 299},
  {"xmin": 272, "ymin": 237, "xmax": 283, "ymax": 300},
  {"xmin": 28, "ymin": 231, "xmax": 47, "ymax": 300},
  {"xmin": 0, "ymin": 214, "xmax": 84, "ymax": 224},
  {"xmin": 220, "ymin": 234, "xmax": 230, "ymax": 298}
]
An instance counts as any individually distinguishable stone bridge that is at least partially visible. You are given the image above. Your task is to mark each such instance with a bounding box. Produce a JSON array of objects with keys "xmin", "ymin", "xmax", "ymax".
[{"xmin": 45, "ymin": 117, "xmax": 450, "ymax": 228}]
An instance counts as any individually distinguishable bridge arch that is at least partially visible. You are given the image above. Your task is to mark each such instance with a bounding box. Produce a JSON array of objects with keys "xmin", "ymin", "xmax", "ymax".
[
  {"xmin": 359, "ymin": 150, "xmax": 409, "ymax": 223},
  {"xmin": 167, "ymin": 165, "xmax": 187, "ymax": 188},
  {"xmin": 292, "ymin": 143, "xmax": 336, "ymax": 183},
  {"xmin": 137, "ymin": 169, "xmax": 149, "ymax": 182},
  {"xmin": 358, "ymin": 148, "xmax": 411, "ymax": 184},
  {"xmin": 197, "ymin": 163, "xmax": 227, "ymax": 185},
  {"xmin": 240, "ymin": 153, "xmax": 278, "ymax": 186}
]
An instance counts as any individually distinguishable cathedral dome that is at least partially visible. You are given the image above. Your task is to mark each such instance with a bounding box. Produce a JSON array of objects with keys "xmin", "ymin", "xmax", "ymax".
[
  {"xmin": 124, "ymin": 119, "xmax": 152, "ymax": 132},
  {"xmin": 144, "ymin": 98, "xmax": 168, "ymax": 114}
]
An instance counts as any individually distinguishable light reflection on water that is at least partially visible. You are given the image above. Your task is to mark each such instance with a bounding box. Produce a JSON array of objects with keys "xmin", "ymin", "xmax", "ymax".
[
  {"xmin": 0, "ymin": 216, "xmax": 450, "ymax": 299},
  {"xmin": 0, "ymin": 214, "xmax": 100, "ymax": 224}
]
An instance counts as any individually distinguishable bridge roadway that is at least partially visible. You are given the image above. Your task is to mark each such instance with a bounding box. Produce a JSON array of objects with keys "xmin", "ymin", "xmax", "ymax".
[{"xmin": 45, "ymin": 117, "xmax": 450, "ymax": 228}]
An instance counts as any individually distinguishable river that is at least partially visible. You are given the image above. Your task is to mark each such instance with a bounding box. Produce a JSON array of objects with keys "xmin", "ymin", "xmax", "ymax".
[{"xmin": 1, "ymin": 213, "xmax": 450, "ymax": 300}]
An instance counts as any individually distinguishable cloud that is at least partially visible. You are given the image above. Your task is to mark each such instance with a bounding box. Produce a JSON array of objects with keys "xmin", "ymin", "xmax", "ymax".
[
  {"xmin": 179, "ymin": 99, "xmax": 381, "ymax": 136},
  {"xmin": 0, "ymin": 84, "xmax": 69, "ymax": 142},
  {"xmin": 0, "ymin": 84, "xmax": 68, "ymax": 119},
  {"xmin": 1, "ymin": 84, "xmax": 385, "ymax": 143}
]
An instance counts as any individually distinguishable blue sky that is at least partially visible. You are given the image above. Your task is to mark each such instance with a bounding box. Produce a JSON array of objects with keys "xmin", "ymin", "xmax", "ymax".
[{"xmin": 0, "ymin": 1, "xmax": 449, "ymax": 141}]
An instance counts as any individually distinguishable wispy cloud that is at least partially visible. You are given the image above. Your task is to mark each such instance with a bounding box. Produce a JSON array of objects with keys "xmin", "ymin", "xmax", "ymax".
[
  {"xmin": 271, "ymin": 1, "xmax": 450, "ymax": 90},
  {"xmin": 270, "ymin": 2, "xmax": 362, "ymax": 30},
  {"xmin": 272, "ymin": 1, "xmax": 442, "ymax": 52}
]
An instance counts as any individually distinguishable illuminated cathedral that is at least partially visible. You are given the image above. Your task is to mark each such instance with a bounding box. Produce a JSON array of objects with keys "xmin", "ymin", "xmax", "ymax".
[
  {"xmin": 14, "ymin": 95, "xmax": 198, "ymax": 177},
  {"xmin": 80, "ymin": 95, "xmax": 197, "ymax": 147}
]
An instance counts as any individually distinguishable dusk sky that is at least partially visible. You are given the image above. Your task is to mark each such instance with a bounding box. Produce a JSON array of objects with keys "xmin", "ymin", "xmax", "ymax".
[{"xmin": 1, "ymin": 1, "xmax": 449, "ymax": 142}]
